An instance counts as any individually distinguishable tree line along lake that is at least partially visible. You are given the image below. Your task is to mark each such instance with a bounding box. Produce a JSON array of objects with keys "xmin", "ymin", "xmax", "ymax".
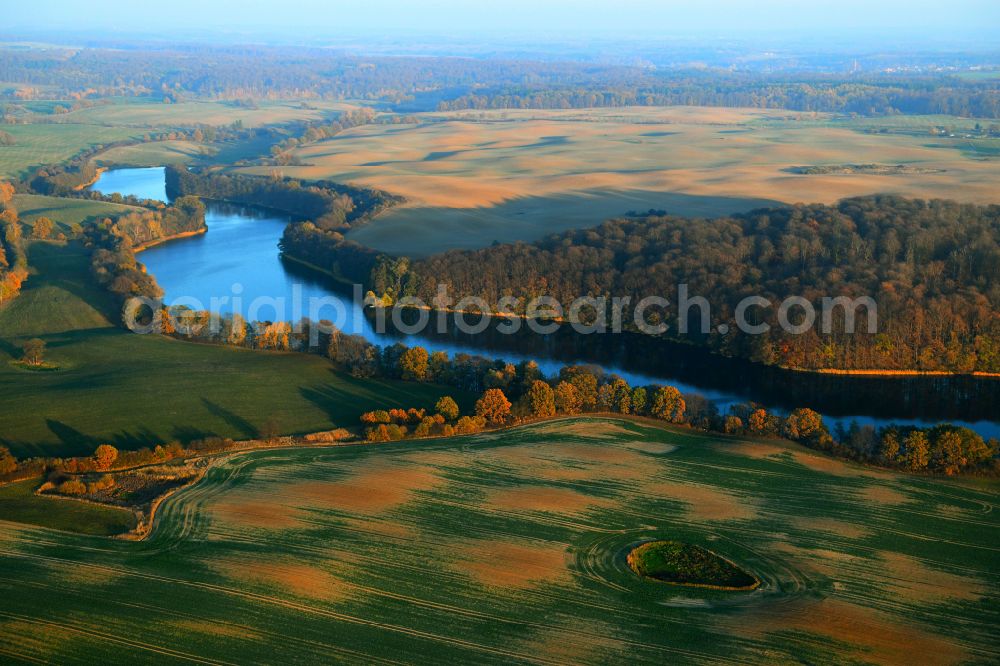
[{"xmin": 90, "ymin": 167, "xmax": 1000, "ymax": 438}]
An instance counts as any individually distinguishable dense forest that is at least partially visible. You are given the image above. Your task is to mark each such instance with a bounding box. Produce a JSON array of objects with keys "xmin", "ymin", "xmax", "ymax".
[
  {"xmin": 280, "ymin": 221, "xmax": 381, "ymax": 284},
  {"xmin": 301, "ymin": 196, "xmax": 1000, "ymax": 373},
  {"xmin": 85, "ymin": 197, "xmax": 206, "ymax": 304},
  {"xmin": 166, "ymin": 166, "xmax": 402, "ymax": 231},
  {"xmin": 436, "ymin": 76, "xmax": 1000, "ymax": 117},
  {"xmin": 1, "ymin": 45, "xmax": 998, "ymax": 117}
]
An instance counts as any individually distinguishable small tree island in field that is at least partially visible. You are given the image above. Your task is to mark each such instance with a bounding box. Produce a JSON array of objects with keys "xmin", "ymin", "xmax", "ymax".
[{"xmin": 627, "ymin": 540, "xmax": 760, "ymax": 590}]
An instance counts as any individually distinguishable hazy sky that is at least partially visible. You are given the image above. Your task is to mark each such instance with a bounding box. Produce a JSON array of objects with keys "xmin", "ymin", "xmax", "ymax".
[{"xmin": 4, "ymin": 0, "xmax": 999, "ymax": 41}]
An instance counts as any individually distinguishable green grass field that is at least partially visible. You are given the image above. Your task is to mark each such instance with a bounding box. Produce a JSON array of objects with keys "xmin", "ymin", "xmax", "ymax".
[
  {"xmin": 93, "ymin": 140, "xmax": 216, "ymax": 167},
  {"xmin": 0, "ymin": 241, "xmax": 467, "ymax": 458},
  {"xmin": 0, "ymin": 479, "xmax": 136, "ymax": 536},
  {"xmin": 0, "ymin": 98, "xmax": 368, "ymax": 180},
  {"xmin": 57, "ymin": 98, "xmax": 361, "ymax": 129},
  {"xmin": 93, "ymin": 133, "xmax": 284, "ymax": 168},
  {"xmin": 12, "ymin": 194, "xmax": 143, "ymax": 231},
  {"xmin": 0, "ymin": 124, "xmax": 141, "ymax": 179},
  {"xmin": 0, "ymin": 418, "xmax": 994, "ymax": 663}
]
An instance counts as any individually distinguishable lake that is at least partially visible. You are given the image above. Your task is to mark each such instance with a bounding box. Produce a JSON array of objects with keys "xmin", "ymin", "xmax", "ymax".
[{"xmin": 90, "ymin": 167, "xmax": 1000, "ymax": 438}]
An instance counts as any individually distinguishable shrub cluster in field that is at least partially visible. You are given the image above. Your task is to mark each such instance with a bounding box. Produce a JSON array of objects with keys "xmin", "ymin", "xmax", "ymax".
[
  {"xmin": 44, "ymin": 473, "xmax": 116, "ymax": 497},
  {"xmin": 627, "ymin": 540, "xmax": 759, "ymax": 590},
  {"xmin": 360, "ymin": 397, "xmax": 488, "ymax": 442},
  {"xmin": 0, "ymin": 434, "xmax": 239, "ymax": 487}
]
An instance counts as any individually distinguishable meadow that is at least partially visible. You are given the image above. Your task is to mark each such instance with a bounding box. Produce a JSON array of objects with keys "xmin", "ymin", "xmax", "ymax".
[
  {"xmin": 0, "ymin": 418, "xmax": 994, "ymax": 663},
  {"xmin": 0, "ymin": 123, "xmax": 140, "ymax": 179},
  {"xmin": 55, "ymin": 98, "xmax": 359, "ymax": 129},
  {"xmin": 12, "ymin": 194, "xmax": 143, "ymax": 231},
  {"xmin": 0, "ymin": 98, "xmax": 363, "ymax": 179},
  {"xmin": 0, "ymin": 239, "xmax": 466, "ymax": 458},
  {"xmin": 235, "ymin": 107, "xmax": 1000, "ymax": 256},
  {"xmin": 0, "ymin": 479, "xmax": 136, "ymax": 536},
  {"xmin": 93, "ymin": 140, "xmax": 217, "ymax": 167}
]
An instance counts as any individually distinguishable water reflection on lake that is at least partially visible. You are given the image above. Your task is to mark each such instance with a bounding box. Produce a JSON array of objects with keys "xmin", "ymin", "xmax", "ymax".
[{"xmin": 90, "ymin": 167, "xmax": 1000, "ymax": 438}]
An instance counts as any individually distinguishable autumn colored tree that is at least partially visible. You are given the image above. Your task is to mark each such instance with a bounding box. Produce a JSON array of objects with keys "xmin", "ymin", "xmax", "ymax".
[
  {"xmin": 0, "ymin": 446, "xmax": 16, "ymax": 475},
  {"xmin": 566, "ymin": 371, "xmax": 598, "ymax": 411},
  {"xmin": 365, "ymin": 424, "xmax": 386, "ymax": 442},
  {"xmin": 57, "ymin": 479, "xmax": 87, "ymax": 495},
  {"xmin": 225, "ymin": 313, "xmax": 247, "ymax": 346},
  {"xmin": 255, "ymin": 321, "xmax": 291, "ymax": 350},
  {"xmin": 475, "ymin": 388, "xmax": 511, "ymax": 425},
  {"xmin": 399, "ymin": 346, "xmax": 429, "ymax": 381},
  {"xmin": 902, "ymin": 430, "xmax": 930, "ymax": 471},
  {"xmin": 428, "ymin": 350, "xmax": 450, "ymax": 382},
  {"xmin": 22, "ymin": 338, "xmax": 45, "ymax": 366},
  {"xmin": 553, "ymin": 381, "xmax": 582, "ymax": 414},
  {"xmin": 525, "ymin": 380, "xmax": 556, "ymax": 418},
  {"xmin": 747, "ymin": 408, "xmax": 772, "ymax": 435},
  {"xmin": 593, "ymin": 383, "xmax": 609, "ymax": 409},
  {"xmin": 414, "ymin": 416, "xmax": 445, "ymax": 437},
  {"xmin": 878, "ymin": 429, "xmax": 901, "ymax": 464},
  {"xmin": 157, "ymin": 307, "xmax": 176, "ymax": 335},
  {"xmin": 484, "ymin": 363, "xmax": 516, "ymax": 390},
  {"xmin": 650, "ymin": 386, "xmax": 686, "ymax": 423},
  {"xmin": 455, "ymin": 415, "xmax": 487, "ymax": 434},
  {"xmin": 31, "ymin": 217, "xmax": 54, "ymax": 240},
  {"xmin": 87, "ymin": 475, "xmax": 116, "ymax": 494},
  {"xmin": 631, "ymin": 387, "xmax": 648, "ymax": 415},
  {"xmin": 596, "ymin": 378, "xmax": 630, "ymax": 414},
  {"xmin": 782, "ymin": 408, "xmax": 825, "ymax": 442},
  {"xmin": 930, "ymin": 429, "xmax": 966, "ymax": 475},
  {"xmin": 0, "ymin": 270, "xmax": 25, "ymax": 304},
  {"xmin": 610, "ymin": 379, "xmax": 632, "ymax": 414},
  {"xmin": 0, "ymin": 181, "xmax": 13, "ymax": 205},
  {"xmin": 515, "ymin": 360, "xmax": 543, "ymax": 394},
  {"xmin": 360, "ymin": 410, "xmax": 391, "ymax": 425},
  {"xmin": 723, "ymin": 415, "xmax": 744, "ymax": 434},
  {"xmin": 435, "ymin": 396, "xmax": 460, "ymax": 421},
  {"xmin": 93, "ymin": 444, "xmax": 119, "ymax": 471}
]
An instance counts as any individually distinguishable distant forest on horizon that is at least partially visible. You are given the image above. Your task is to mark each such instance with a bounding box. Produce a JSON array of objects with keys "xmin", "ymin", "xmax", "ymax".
[{"xmin": 1, "ymin": 42, "xmax": 999, "ymax": 117}]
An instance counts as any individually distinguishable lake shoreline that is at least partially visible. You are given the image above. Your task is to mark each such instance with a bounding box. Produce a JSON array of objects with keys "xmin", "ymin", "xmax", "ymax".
[
  {"xmin": 132, "ymin": 227, "xmax": 208, "ymax": 252},
  {"xmin": 312, "ymin": 286, "xmax": 1000, "ymax": 381},
  {"xmin": 90, "ymin": 166, "xmax": 1000, "ymax": 436}
]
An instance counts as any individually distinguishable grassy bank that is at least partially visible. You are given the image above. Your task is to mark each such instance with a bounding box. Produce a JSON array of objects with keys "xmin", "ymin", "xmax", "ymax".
[
  {"xmin": 0, "ymin": 240, "xmax": 468, "ymax": 458},
  {"xmin": 0, "ymin": 478, "xmax": 136, "ymax": 536},
  {"xmin": 12, "ymin": 194, "xmax": 144, "ymax": 232}
]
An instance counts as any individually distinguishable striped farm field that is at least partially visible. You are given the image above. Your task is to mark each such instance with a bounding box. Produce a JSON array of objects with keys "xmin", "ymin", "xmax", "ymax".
[
  {"xmin": 12, "ymin": 194, "xmax": 144, "ymax": 231},
  {"xmin": 0, "ymin": 123, "xmax": 140, "ymax": 179},
  {"xmin": 0, "ymin": 418, "xmax": 996, "ymax": 664},
  {"xmin": 236, "ymin": 107, "xmax": 1000, "ymax": 256}
]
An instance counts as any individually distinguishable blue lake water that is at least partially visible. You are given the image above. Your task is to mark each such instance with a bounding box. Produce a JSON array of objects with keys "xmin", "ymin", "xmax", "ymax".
[{"xmin": 90, "ymin": 167, "xmax": 1000, "ymax": 438}]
